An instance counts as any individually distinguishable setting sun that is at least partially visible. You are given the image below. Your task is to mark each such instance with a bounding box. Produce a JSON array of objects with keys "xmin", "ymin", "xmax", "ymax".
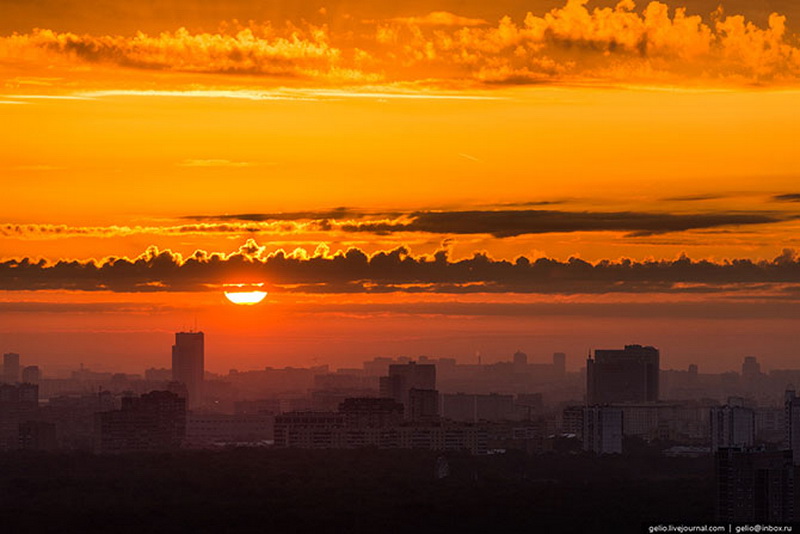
[{"xmin": 224, "ymin": 291, "xmax": 268, "ymax": 305}]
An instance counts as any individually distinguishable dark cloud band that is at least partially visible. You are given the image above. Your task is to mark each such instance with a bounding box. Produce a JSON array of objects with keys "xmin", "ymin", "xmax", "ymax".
[
  {"xmin": 2, "ymin": 244, "xmax": 800, "ymax": 294},
  {"xmin": 191, "ymin": 208, "xmax": 789, "ymax": 237}
]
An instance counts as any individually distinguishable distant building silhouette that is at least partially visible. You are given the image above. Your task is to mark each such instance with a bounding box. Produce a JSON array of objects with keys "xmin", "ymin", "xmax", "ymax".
[
  {"xmin": 552, "ymin": 352, "xmax": 566, "ymax": 378},
  {"xmin": 274, "ymin": 412, "xmax": 347, "ymax": 448},
  {"xmin": 171, "ymin": 331, "xmax": 204, "ymax": 408},
  {"xmin": 21, "ymin": 365, "xmax": 40, "ymax": 385},
  {"xmin": 2, "ymin": 353, "xmax": 20, "ymax": 384},
  {"xmin": 582, "ymin": 406, "xmax": 623, "ymax": 454},
  {"xmin": 586, "ymin": 345, "xmax": 659, "ymax": 404},
  {"xmin": 408, "ymin": 388, "xmax": 439, "ymax": 422},
  {"xmin": 442, "ymin": 393, "xmax": 515, "ymax": 423},
  {"xmin": 338, "ymin": 397, "xmax": 404, "ymax": 428},
  {"xmin": 513, "ymin": 350, "xmax": 528, "ymax": 372},
  {"xmin": 716, "ymin": 448, "xmax": 794, "ymax": 522},
  {"xmin": 711, "ymin": 398, "xmax": 755, "ymax": 451},
  {"xmin": 274, "ymin": 410, "xmax": 487, "ymax": 453},
  {"xmin": 0, "ymin": 382, "xmax": 38, "ymax": 450},
  {"xmin": 742, "ymin": 356, "xmax": 763, "ymax": 387},
  {"xmin": 185, "ymin": 413, "xmax": 273, "ymax": 448},
  {"xmin": 19, "ymin": 420, "xmax": 56, "ymax": 451},
  {"xmin": 785, "ymin": 388, "xmax": 800, "ymax": 464},
  {"xmin": 379, "ymin": 361, "xmax": 436, "ymax": 419},
  {"xmin": 145, "ymin": 367, "xmax": 172, "ymax": 381},
  {"xmin": 94, "ymin": 390, "xmax": 186, "ymax": 453}
]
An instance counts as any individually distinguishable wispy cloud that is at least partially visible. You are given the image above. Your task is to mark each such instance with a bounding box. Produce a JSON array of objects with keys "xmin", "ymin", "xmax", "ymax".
[
  {"xmin": 773, "ymin": 193, "xmax": 800, "ymax": 202},
  {"xmin": 12, "ymin": 165, "xmax": 65, "ymax": 171},
  {"xmin": 386, "ymin": 12, "xmax": 489, "ymax": 27},
  {"xmin": 178, "ymin": 159, "xmax": 252, "ymax": 168}
]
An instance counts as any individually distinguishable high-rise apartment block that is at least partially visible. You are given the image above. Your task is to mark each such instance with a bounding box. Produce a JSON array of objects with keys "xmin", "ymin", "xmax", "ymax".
[
  {"xmin": 716, "ymin": 448, "xmax": 794, "ymax": 522},
  {"xmin": 711, "ymin": 399, "xmax": 755, "ymax": 451},
  {"xmin": 94, "ymin": 390, "xmax": 186, "ymax": 453},
  {"xmin": 582, "ymin": 406, "xmax": 623, "ymax": 454},
  {"xmin": 171, "ymin": 331, "xmax": 204, "ymax": 408},
  {"xmin": 587, "ymin": 345, "xmax": 659, "ymax": 404}
]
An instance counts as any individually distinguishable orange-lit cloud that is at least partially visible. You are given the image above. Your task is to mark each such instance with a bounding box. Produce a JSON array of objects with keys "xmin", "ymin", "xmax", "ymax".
[
  {"xmin": 2, "ymin": 1, "xmax": 799, "ymax": 87},
  {"xmin": 0, "ymin": 222, "xmax": 306, "ymax": 239}
]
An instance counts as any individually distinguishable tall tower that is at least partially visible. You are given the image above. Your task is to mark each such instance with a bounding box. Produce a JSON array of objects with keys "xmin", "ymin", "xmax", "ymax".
[
  {"xmin": 2, "ymin": 353, "xmax": 20, "ymax": 384},
  {"xmin": 171, "ymin": 332, "xmax": 204, "ymax": 409}
]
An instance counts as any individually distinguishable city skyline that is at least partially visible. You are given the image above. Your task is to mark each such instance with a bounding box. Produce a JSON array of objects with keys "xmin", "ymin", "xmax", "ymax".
[
  {"xmin": 4, "ymin": 2, "xmax": 800, "ymax": 531},
  {"xmin": 2, "ymin": 2, "xmax": 800, "ymax": 377}
]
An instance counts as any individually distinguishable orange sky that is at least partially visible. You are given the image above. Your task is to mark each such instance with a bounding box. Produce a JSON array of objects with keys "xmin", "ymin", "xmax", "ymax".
[{"xmin": 1, "ymin": 0, "xmax": 799, "ymax": 374}]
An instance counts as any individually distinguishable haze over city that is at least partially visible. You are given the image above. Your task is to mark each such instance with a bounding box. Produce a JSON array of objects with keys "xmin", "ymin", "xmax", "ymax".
[{"xmin": 2, "ymin": 0, "xmax": 800, "ymax": 531}]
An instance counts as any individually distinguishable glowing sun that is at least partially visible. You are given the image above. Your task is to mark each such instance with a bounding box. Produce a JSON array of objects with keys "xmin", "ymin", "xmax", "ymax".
[
  {"xmin": 224, "ymin": 291, "xmax": 268, "ymax": 305},
  {"xmin": 223, "ymin": 283, "xmax": 268, "ymax": 305}
]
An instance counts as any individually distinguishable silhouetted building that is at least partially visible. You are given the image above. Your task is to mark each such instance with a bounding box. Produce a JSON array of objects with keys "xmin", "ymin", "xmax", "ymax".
[
  {"xmin": 742, "ymin": 356, "xmax": 762, "ymax": 383},
  {"xmin": 19, "ymin": 420, "xmax": 57, "ymax": 451},
  {"xmin": 688, "ymin": 363, "xmax": 699, "ymax": 385},
  {"xmin": 716, "ymin": 448, "xmax": 794, "ymax": 522},
  {"xmin": 2, "ymin": 353, "xmax": 20, "ymax": 384},
  {"xmin": 39, "ymin": 391, "xmax": 116, "ymax": 451},
  {"xmin": 785, "ymin": 388, "xmax": 800, "ymax": 464},
  {"xmin": 185, "ymin": 413, "xmax": 273, "ymax": 448},
  {"xmin": 379, "ymin": 361, "xmax": 435, "ymax": 418},
  {"xmin": 145, "ymin": 367, "xmax": 172, "ymax": 381},
  {"xmin": 561, "ymin": 406, "xmax": 584, "ymax": 437},
  {"xmin": 94, "ymin": 390, "xmax": 186, "ymax": 453},
  {"xmin": 408, "ymin": 388, "xmax": 439, "ymax": 422},
  {"xmin": 711, "ymin": 399, "xmax": 755, "ymax": 451},
  {"xmin": 171, "ymin": 331, "xmax": 204, "ymax": 408},
  {"xmin": 442, "ymin": 393, "xmax": 515, "ymax": 422},
  {"xmin": 339, "ymin": 397, "xmax": 404, "ymax": 428},
  {"xmin": 0, "ymin": 383, "xmax": 38, "ymax": 450},
  {"xmin": 583, "ymin": 406, "xmax": 623, "ymax": 454},
  {"xmin": 274, "ymin": 411, "xmax": 487, "ymax": 453},
  {"xmin": 274, "ymin": 412, "xmax": 346, "ymax": 448},
  {"xmin": 21, "ymin": 365, "xmax": 40, "ymax": 384},
  {"xmin": 513, "ymin": 350, "xmax": 528, "ymax": 372},
  {"xmin": 587, "ymin": 345, "xmax": 659, "ymax": 404},
  {"xmin": 553, "ymin": 352, "xmax": 566, "ymax": 378}
]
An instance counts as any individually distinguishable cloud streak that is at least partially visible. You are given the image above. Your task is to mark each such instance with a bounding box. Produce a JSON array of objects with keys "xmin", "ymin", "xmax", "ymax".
[
  {"xmin": 3, "ymin": 206, "xmax": 792, "ymax": 241},
  {"xmin": 195, "ymin": 208, "xmax": 792, "ymax": 237},
  {"xmin": 3, "ymin": 240, "xmax": 800, "ymax": 294}
]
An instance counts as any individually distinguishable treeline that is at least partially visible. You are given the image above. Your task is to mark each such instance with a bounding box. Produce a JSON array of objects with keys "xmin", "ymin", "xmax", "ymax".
[{"xmin": 0, "ymin": 449, "xmax": 713, "ymax": 533}]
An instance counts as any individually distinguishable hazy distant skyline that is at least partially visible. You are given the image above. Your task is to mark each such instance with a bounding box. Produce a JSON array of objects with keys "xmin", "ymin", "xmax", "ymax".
[{"xmin": 2, "ymin": 0, "xmax": 799, "ymax": 372}]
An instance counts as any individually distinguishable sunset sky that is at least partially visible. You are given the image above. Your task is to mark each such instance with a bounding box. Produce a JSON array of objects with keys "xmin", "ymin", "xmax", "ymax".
[{"xmin": 2, "ymin": 0, "xmax": 799, "ymax": 375}]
